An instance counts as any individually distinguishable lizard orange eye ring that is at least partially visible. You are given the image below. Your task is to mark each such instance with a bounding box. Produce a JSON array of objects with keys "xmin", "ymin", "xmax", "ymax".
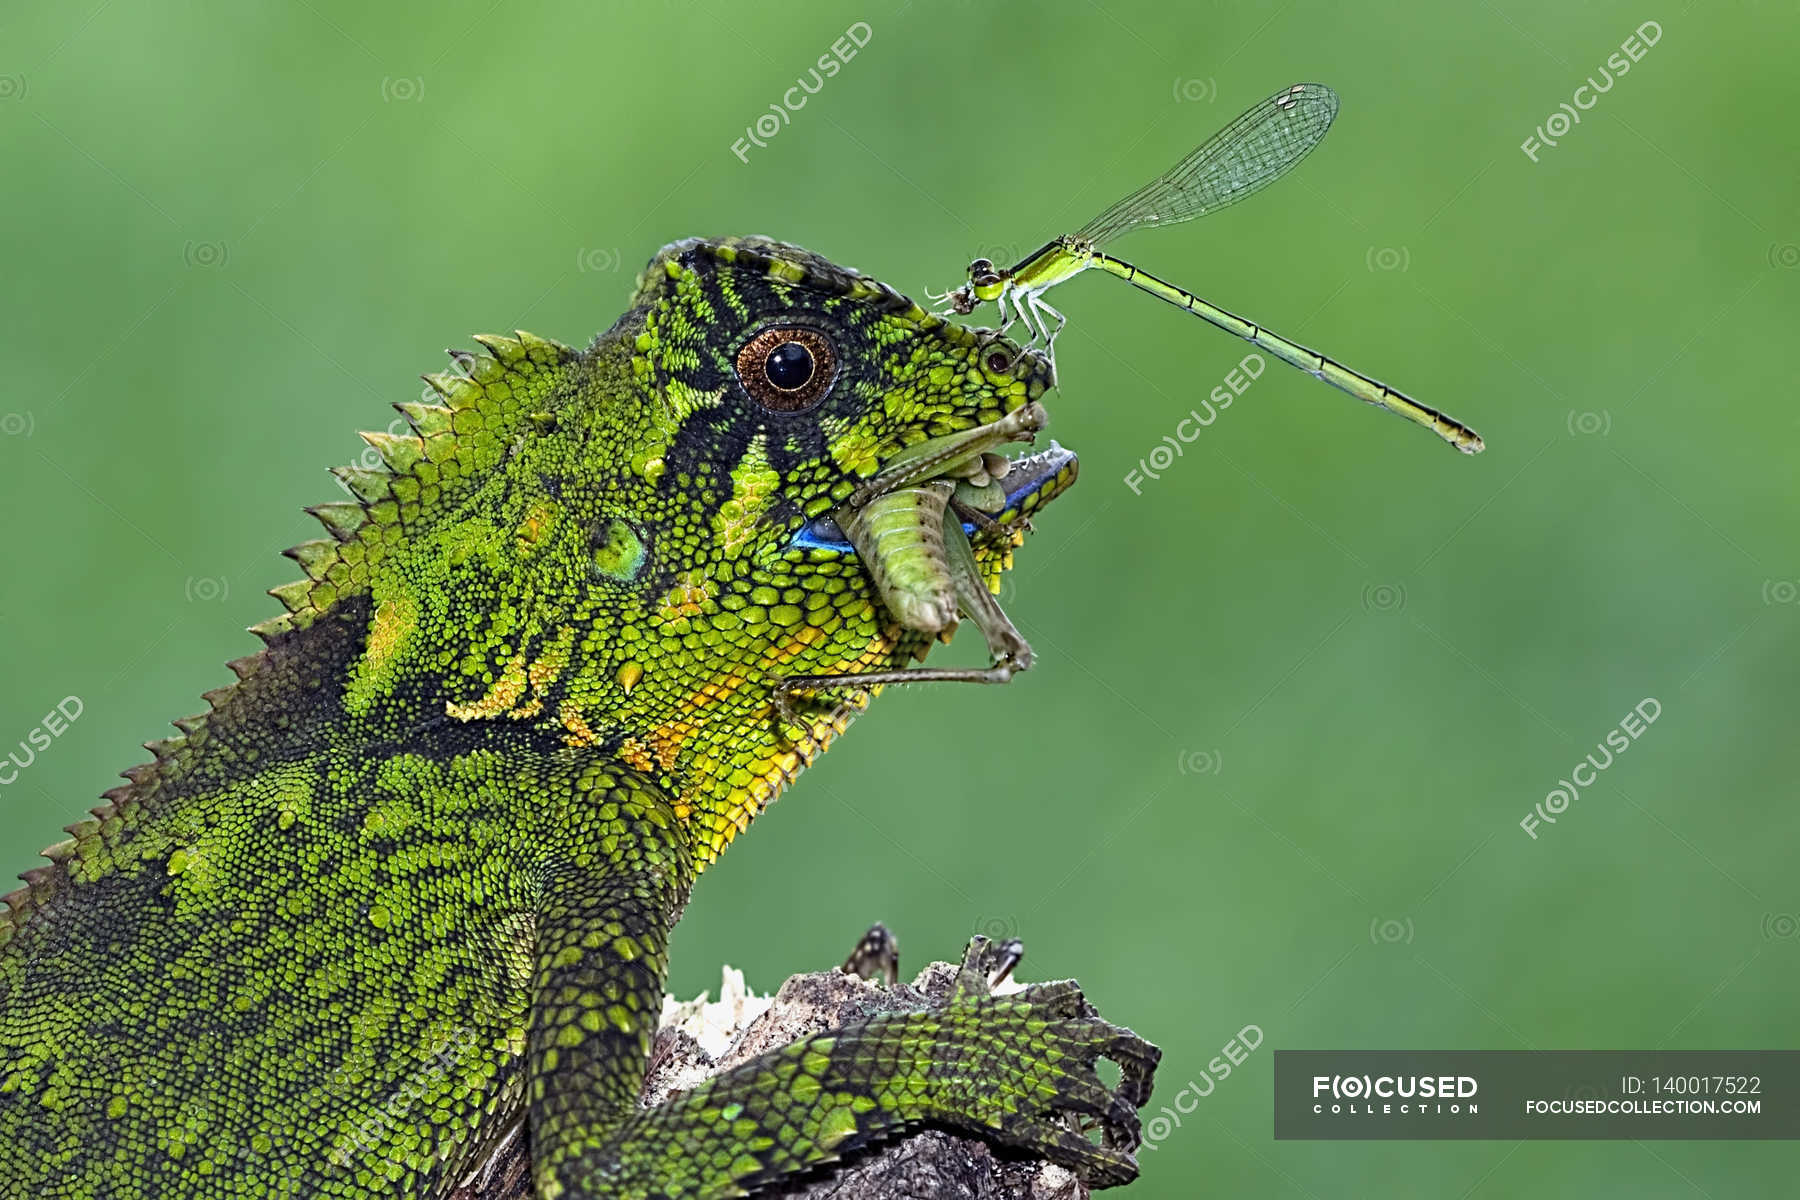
[{"xmin": 737, "ymin": 326, "xmax": 836, "ymax": 412}]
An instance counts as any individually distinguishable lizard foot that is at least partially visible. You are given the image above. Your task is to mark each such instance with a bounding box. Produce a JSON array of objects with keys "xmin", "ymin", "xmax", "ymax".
[{"xmin": 933, "ymin": 935, "xmax": 1162, "ymax": 1187}]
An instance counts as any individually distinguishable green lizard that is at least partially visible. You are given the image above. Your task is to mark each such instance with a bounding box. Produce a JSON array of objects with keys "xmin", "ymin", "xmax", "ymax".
[{"xmin": 0, "ymin": 236, "xmax": 1158, "ymax": 1198}]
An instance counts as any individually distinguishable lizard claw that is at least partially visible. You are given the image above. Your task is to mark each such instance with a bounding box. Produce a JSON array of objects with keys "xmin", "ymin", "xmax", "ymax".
[
  {"xmin": 939, "ymin": 934, "xmax": 1162, "ymax": 1187},
  {"xmin": 987, "ymin": 1003, "xmax": 1160, "ymax": 1185}
]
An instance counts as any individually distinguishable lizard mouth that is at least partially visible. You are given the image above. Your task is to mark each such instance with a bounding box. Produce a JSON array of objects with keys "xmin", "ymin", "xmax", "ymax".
[{"xmin": 790, "ymin": 442, "xmax": 1079, "ymax": 554}]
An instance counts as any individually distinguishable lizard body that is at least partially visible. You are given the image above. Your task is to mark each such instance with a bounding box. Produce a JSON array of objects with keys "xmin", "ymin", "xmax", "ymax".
[{"xmin": 0, "ymin": 237, "xmax": 1155, "ymax": 1198}]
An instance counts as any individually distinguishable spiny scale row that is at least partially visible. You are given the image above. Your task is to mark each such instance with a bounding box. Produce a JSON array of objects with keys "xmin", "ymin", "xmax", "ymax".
[{"xmin": 1, "ymin": 332, "xmax": 574, "ymax": 944}]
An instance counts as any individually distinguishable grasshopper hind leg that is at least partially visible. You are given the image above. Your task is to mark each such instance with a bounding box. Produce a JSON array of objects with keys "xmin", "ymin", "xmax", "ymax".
[{"xmin": 941, "ymin": 497, "xmax": 1032, "ymax": 674}]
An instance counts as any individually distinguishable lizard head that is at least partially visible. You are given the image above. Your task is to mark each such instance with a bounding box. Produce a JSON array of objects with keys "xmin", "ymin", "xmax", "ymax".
[
  {"xmin": 582, "ymin": 236, "xmax": 1077, "ymax": 862},
  {"xmin": 268, "ymin": 236, "xmax": 1075, "ymax": 867}
]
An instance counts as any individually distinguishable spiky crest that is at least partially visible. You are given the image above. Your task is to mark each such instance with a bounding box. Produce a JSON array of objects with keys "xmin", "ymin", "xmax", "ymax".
[{"xmin": 0, "ymin": 332, "xmax": 576, "ymax": 943}]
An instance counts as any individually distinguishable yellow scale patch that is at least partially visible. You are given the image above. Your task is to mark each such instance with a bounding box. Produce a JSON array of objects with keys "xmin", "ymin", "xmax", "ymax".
[
  {"xmin": 657, "ymin": 572, "xmax": 711, "ymax": 623},
  {"xmin": 670, "ymin": 626, "xmax": 896, "ymax": 862},
  {"xmin": 445, "ymin": 652, "xmax": 529, "ymax": 722},
  {"xmin": 344, "ymin": 589, "xmax": 419, "ymax": 715},
  {"xmin": 617, "ymin": 737, "xmax": 655, "ymax": 773},
  {"xmin": 515, "ymin": 499, "xmax": 556, "ymax": 550},
  {"xmin": 559, "ymin": 702, "xmax": 602, "ymax": 748},
  {"xmin": 712, "ymin": 437, "xmax": 780, "ymax": 555},
  {"xmin": 445, "ymin": 627, "xmax": 576, "ymax": 723}
]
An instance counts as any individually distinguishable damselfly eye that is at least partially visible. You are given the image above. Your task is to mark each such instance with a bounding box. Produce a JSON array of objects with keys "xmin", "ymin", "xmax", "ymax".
[
  {"xmin": 736, "ymin": 326, "xmax": 837, "ymax": 412},
  {"xmin": 968, "ymin": 257, "xmax": 1003, "ymax": 288}
]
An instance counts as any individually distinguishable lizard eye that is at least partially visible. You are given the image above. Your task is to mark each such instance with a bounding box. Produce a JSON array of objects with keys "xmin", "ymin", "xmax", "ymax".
[{"xmin": 737, "ymin": 325, "xmax": 836, "ymax": 412}]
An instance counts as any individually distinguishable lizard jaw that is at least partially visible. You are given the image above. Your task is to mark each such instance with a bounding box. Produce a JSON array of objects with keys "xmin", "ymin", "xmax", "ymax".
[{"xmin": 789, "ymin": 441, "xmax": 1078, "ymax": 554}]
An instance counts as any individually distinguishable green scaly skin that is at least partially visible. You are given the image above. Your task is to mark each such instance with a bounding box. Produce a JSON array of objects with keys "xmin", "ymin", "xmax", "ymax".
[{"xmin": 0, "ymin": 237, "xmax": 1157, "ymax": 1198}]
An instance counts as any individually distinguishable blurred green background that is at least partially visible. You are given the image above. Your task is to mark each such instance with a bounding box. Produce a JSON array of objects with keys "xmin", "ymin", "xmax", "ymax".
[{"xmin": 3, "ymin": 0, "xmax": 1795, "ymax": 1194}]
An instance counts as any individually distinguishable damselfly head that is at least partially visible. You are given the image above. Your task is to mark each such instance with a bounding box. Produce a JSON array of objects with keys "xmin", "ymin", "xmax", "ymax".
[{"xmin": 966, "ymin": 257, "xmax": 1008, "ymax": 303}]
